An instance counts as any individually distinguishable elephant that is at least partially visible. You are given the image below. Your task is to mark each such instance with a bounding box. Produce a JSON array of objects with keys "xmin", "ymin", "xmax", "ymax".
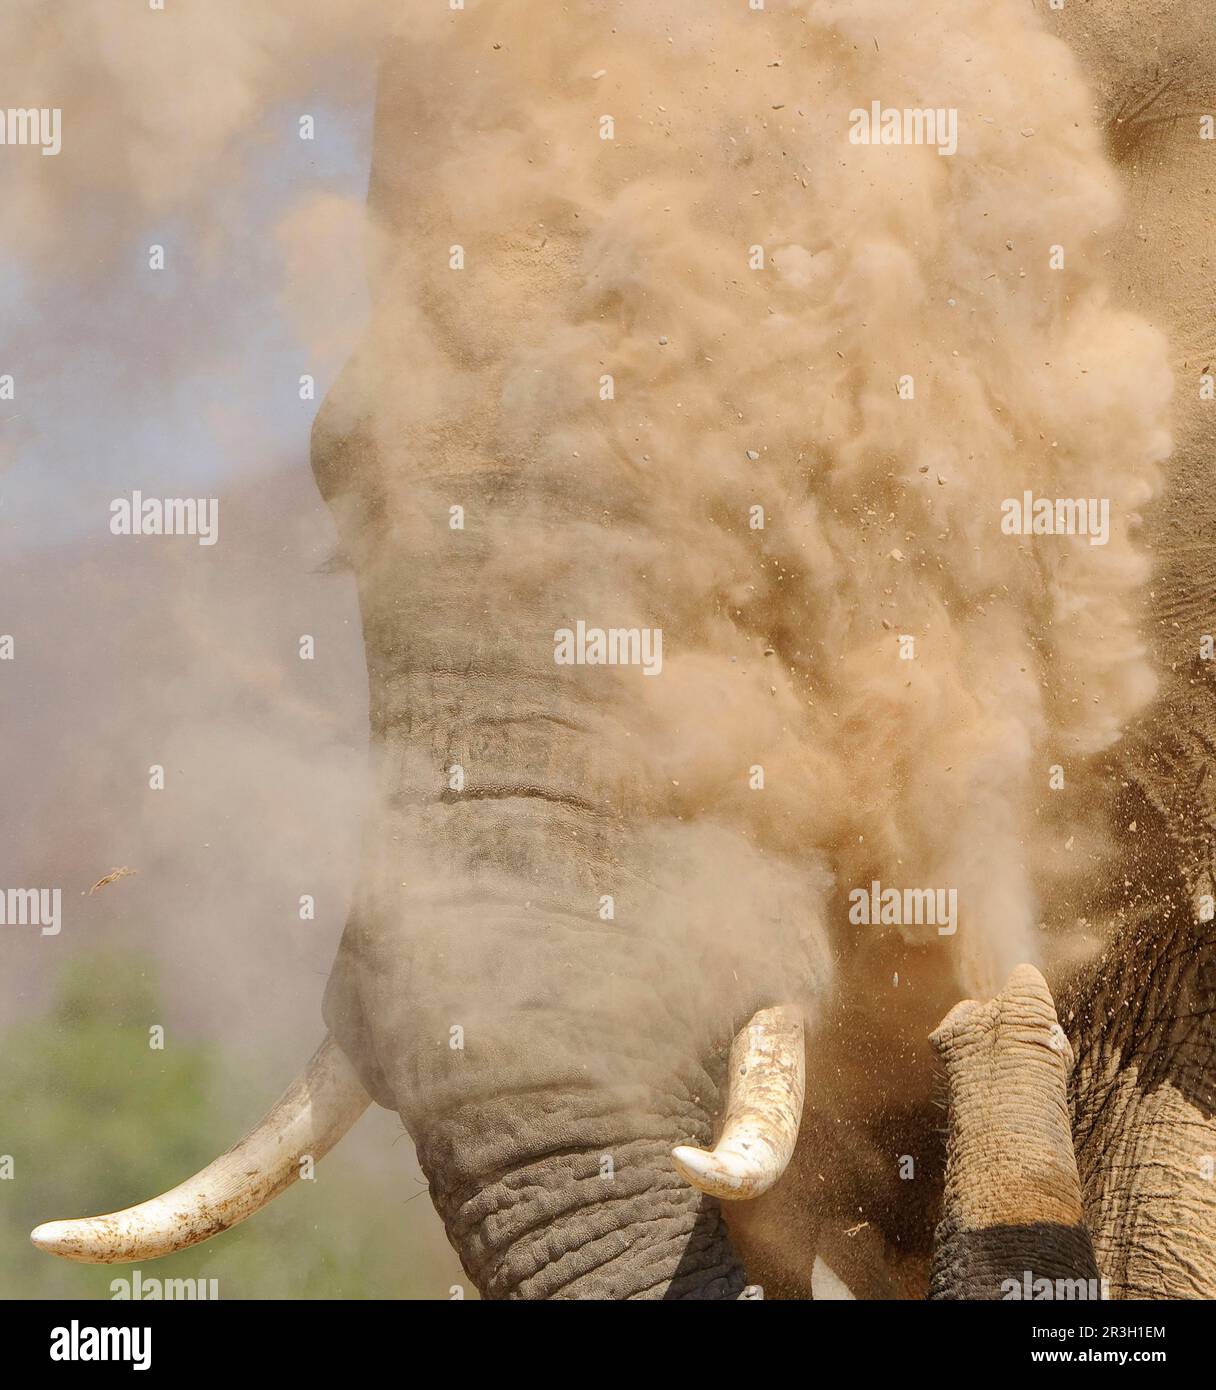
[
  {"xmin": 27, "ymin": 0, "xmax": 1216, "ymax": 1298},
  {"xmin": 1043, "ymin": 0, "xmax": 1216, "ymax": 1300}
]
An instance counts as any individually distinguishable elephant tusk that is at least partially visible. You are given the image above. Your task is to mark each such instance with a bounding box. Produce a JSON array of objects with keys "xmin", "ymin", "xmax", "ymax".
[
  {"xmin": 30, "ymin": 1035, "xmax": 370, "ymax": 1264},
  {"xmin": 672, "ymin": 1005, "xmax": 804, "ymax": 1201}
]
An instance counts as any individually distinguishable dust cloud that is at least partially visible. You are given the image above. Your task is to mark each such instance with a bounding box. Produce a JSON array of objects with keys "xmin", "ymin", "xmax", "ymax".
[
  {"xmin": 319, "ymin": 0, "xmax": 1171, "ymax": 1013},
  {"xmin": 0, "ymin": 0, "xmax": 386, "ymax": 271}
]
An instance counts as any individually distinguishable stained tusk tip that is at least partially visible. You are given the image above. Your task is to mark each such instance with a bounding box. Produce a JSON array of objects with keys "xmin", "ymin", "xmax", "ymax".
[
  {"xmin": 671, "ymin": 1144, "xmax": 712, "ymax": 1177},
  {"xmin": 30, "ymin": 1221, "xmax": 74, "ymax": 1255},
  {"xmin": 28, "ymin": 1035, "xmax": 370, "ymax": 1265},
  {"xmin": 672, "ymin": 1144, "xmax": 753, "ymax": 1197}
]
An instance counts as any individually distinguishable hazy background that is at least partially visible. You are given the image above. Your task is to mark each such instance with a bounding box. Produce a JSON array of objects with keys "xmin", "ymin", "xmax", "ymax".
[{"xmin": 0, "ymin": 1, "xmax": 462, "ymax": 1298}]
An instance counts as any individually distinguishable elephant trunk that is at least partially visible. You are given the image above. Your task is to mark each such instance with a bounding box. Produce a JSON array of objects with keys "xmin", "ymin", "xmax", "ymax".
[{"xmin": 928, "ymin": 964, "xmax": 1099, "ymax": 1300}]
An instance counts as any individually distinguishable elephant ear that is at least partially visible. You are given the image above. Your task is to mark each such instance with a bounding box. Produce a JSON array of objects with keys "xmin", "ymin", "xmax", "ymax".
[
  {"xmin": 928, "ymin": 964, "xmax": 1100, "ymax": 1301},
  {"xmin": 322, "ymin": 920, "xmax": 396, "ymax": 1111}
]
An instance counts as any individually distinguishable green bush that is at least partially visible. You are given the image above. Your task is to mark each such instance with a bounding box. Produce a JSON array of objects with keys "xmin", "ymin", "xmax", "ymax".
[{"xmin": 0, "ymin": 952, "xmax": 464, "ymax": 1299}]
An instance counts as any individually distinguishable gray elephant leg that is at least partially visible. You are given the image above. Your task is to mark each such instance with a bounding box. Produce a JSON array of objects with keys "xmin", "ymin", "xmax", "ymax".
[
  {"xmin": 929, "ymin": 964, "xmax": 1099, "ymax": 1300},
  {"xmin": 1060, "ymin": 796, "xmax": 1216, "ymax": 1299}
]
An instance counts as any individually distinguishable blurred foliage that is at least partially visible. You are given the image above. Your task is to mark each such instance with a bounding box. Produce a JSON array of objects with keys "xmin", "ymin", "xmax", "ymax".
[{"xmin": 0, "ymin": 951, "xmax": 465, "ymax": 1299}]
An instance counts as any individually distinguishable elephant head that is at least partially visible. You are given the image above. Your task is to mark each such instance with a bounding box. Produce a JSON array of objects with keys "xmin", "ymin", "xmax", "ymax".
[{"xmin": 25, "ymin": 0, "xmax": 1216, "ymax": 1301}]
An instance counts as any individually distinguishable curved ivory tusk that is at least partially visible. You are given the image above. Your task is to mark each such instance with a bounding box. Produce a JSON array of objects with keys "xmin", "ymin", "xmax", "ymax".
[
  {"xmin": 30, "ymin": 1035, "xmax": 371, "ymax": 1264},
  {"xmin": 672, "ymin": 1005, "xmax": 804, "ymax": 1201}
]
